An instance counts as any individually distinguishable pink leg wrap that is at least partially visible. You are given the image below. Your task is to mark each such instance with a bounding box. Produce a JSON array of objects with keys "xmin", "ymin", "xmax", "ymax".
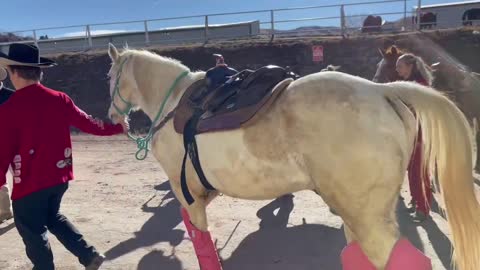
[
  {"xmin": 341, "ymin": 238, "xmax": 431, "ymax": 270},
  {"xmin": 385, "ymin": 238, "xmax": 432, "ymax": 270},
  {"xmin": 341, "ymin": 242, "xmax": 376, "ymax": 270},
  {"xmin": 181, "ymin": 208, "xmax": 222, "ymax": 270}
]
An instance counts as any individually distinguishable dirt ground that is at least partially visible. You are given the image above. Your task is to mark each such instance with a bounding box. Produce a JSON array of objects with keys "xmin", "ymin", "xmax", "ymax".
[{"xmin": 1, "ymin": 135, "xmax": 479, "ymax": 270}]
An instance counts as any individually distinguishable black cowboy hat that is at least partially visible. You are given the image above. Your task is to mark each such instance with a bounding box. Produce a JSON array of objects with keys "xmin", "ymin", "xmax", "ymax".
[{"xmin": 0, "ymin": 43, "xmax": 56, "ymax": 68}]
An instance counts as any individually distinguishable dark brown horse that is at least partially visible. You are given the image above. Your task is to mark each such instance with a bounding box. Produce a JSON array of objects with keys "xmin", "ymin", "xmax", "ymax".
[
  {"xmin": 463, "ymin": 8, "xmax": 480, "ymax": 26},
  {"xmin": 413, "ymin": 12, "xmax": 437, "ymax": 29},
  {"xmin": 372, "ymin": 45, "xmax": 404, "ymax": 83},
  {"xmin": 362, "ymin": 15, "xmax": 383, "ymax": 33}
]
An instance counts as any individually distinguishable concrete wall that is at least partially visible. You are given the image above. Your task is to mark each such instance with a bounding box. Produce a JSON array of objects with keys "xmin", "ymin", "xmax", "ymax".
[{"xmin": 0, "ymin": 21, "xmax": 260, "ymax": 54}]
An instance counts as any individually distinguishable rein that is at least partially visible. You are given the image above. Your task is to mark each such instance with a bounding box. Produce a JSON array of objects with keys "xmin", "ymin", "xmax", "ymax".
[{"xmin": 111, "ymin": 57, "xmax": 189, "ymax": 160}]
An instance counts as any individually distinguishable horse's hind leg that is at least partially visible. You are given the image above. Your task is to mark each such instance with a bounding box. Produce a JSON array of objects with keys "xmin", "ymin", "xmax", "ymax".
[
  {"xmin": 169, "ymin": 179, "xmax": 222, "ymax": 270},
  {"xmin": 338, "ymin": 176, "xmax": 431, "ymax": 270},
  {"xmin": 343, "ymin": 224, "xmax": 355, "ymax": 244}
]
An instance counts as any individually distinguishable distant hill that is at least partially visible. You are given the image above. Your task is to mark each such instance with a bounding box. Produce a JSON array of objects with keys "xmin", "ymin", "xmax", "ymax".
[
  {"xmin": 261, "ymin": 26, "xmax": 343, "ymax": 36},
  {"xmin": 260, "ymin": 16, "xmax": 415, "ymax": 37},
  {"xmin": 0, "ymin": 32, "xmax": 31, "ymax": 43}
]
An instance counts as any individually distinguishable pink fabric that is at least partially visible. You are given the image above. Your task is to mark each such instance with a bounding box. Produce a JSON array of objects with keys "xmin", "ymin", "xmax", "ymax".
[
  {"xmin": 181, "ymin": 208, "xmax": 222, "ymax": 270},
  {"xmin": 341, "ymin": 239, "xmax": 431, "ymax": 270},
  {"xmin": 341, "ymin": 242, "xmax": 376, "ymax": 270},
  {"xmin": 385, "ymin": 238, "xmax": 432, "ymax": 270}
]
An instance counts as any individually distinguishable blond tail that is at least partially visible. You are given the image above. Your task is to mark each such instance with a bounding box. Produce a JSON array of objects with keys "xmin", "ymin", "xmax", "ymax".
[{"xmin": 385, "ymin": 82, "xmax": 480, "ymax": 270}]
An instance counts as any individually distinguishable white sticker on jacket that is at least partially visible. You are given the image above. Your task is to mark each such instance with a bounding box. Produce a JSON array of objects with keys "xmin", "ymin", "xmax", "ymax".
[
  {"xmin": 64, "ymin": 148, "xmax": 72, "ymax": 158},
  {"xmin": 56, "ymin": 160, "xmax": 66, "ymax": 169},
  {"xmin": 14, "ymin": 177, "xmax": 21, "ymax": 184}
]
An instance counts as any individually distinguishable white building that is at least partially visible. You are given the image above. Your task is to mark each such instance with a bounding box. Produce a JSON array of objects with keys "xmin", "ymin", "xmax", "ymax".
[{"xmin": 415, "ymin": 0, "xmax": 480, "ymax": 29}]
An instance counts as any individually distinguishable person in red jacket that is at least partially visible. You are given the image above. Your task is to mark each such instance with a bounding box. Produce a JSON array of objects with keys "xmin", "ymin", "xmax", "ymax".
[
  {"xmin": 0, "ymin": 66, "xmax": 15, "ymax": 223},
  {"xmin": 0, "ymin": 43, "xmax": 127, "ymax": 270},
  {"xmin": 396, "ymin": 53, "xmax": 434, "ymax": 222}
]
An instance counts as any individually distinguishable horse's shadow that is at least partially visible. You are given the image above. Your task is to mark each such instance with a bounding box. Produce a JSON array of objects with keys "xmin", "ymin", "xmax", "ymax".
[
  {"xmin": 105, "ymin": 181, "xmax": 184, "ymax": 261},
  {"xmin": 222, "ymin": 194, "xmax": 346, "ymax": 270},
  {"xmin": 223, "ymin": 193, "xmax": 454, "ymax": 270},
  {"xmin": 137, "ymin": 250, "xmax": 182, "ymax": 270}
]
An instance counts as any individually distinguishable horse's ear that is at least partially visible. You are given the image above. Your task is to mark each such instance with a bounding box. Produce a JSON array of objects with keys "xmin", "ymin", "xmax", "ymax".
[
  {"xmin": 108, "ymin": 43, "xmax": 119, "ymax": 62},
  {"xmin": 390, "ymin": 45, "xmax": 398, "ymax": 55}
]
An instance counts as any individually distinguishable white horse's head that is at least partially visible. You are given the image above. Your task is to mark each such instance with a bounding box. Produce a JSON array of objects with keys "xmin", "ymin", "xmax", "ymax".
[
  {"xmin": 107, "ymin": 43, "xmax": 199, "ymax": 127},
  {"xmin": 107, "ymin": 43, "xmax": 140, "ymax": 124}
]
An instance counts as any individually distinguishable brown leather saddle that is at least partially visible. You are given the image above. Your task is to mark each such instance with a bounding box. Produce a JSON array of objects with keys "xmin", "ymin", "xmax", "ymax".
[
  {"xmin": 174, "ymin": 65, "xmax": 298, "ymax": 135},
  {"xmin": 172, "ymin": 65, "xmax": 300, "ymax": 205}
]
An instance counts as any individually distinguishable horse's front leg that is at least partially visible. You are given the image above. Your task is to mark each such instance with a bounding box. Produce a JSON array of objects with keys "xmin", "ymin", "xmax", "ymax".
[{"xmin": 170, "ymin": 178, "xmax": 222, "ymax": 270}]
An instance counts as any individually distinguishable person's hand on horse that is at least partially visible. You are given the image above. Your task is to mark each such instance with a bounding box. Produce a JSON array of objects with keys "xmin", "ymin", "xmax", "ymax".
[{"xmin": 120, "ymin": 117, "xmax": 130, "ymax": 134}]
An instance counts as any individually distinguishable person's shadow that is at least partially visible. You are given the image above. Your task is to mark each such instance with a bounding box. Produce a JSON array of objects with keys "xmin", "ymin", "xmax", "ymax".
[
  {"xmin": 256, "ymin": 193, "xmax": 295, "ymax": 229},
  {"xmin": 105, "ymin": 181, "xmax": 185, "ymax": 261},
  {"xmin": 424, "ymin": 196, "xmax": 453, "ymax": 270},
  {"xmin": 224, "ymin": 193, "xmax": 454, "ymax": 270},
  {"xmin": 137, "ymin": 250, "xmax": 182, "ymax": 270},
  {"xmin": 223, "ymin": 194, "xmax": 346, "ymax": 270},
  {"xmin": 0, "ymin": 222, "xmax": 15, "ymax": 236},
  {"xmin": 397, "ymin": 198, "xmax": 425, "ymax": 252},
  {"xmin": 398, "ymin": 195, "xmax": 453, "ymax": 270}
]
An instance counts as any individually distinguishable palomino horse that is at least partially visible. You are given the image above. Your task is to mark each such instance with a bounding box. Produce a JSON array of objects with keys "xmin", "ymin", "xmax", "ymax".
[{"xmin": 106, "ymin": 44, "xmax": 480, "ymax": 270}]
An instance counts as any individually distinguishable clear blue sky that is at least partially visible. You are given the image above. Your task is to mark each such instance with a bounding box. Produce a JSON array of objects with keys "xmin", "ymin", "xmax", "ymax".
[{"xmin": 2, "ymin": 0, "xmax": 458, "ymax": 37}]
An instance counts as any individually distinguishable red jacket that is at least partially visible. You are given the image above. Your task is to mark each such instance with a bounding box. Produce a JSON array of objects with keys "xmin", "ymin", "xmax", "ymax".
[
  {"xmin": 415, "ymin": 78, "xmax": 428, "ymax": 86},
  {"xmin": 0, "ymin": 83, "xmax": 123, "ymax": 200}
]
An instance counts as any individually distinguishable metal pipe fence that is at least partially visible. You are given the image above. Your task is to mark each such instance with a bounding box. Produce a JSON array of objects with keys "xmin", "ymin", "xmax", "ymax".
[{"xmin": 3, "ymin": 0, "xmax": 476, "ymax": 53}]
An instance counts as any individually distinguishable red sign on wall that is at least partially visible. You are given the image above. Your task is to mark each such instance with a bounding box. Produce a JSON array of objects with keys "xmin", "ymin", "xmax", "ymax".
[{"xmin": 312, "ymin": 45, "xmax": 324, "ymax": 63}]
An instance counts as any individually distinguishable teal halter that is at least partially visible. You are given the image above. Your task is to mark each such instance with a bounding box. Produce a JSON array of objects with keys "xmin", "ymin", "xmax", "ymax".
[
  {"xmin": 110, "ymin": 56, "xmax": 189, "ymax": 160},
  {"xmin": 111, "ymin": 57, "xmax": 133, "ymax": 116}
]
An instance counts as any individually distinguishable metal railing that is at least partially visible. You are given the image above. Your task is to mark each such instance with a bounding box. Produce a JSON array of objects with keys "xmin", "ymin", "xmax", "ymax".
[{"xmin": 2, "ymin": 0, "xmax": 460, "ymax": 53}]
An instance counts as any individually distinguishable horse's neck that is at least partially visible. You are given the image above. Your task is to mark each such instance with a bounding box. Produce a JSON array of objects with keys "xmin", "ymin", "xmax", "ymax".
[{"xmin": 139, "ymin": 70, "xmax": 204, "ymax": 122}]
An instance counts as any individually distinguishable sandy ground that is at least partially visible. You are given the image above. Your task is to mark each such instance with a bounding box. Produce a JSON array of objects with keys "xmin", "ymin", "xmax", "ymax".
[{"xmin": 1, "ymin": 135, "xmax": 479, "ymax": 270}]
